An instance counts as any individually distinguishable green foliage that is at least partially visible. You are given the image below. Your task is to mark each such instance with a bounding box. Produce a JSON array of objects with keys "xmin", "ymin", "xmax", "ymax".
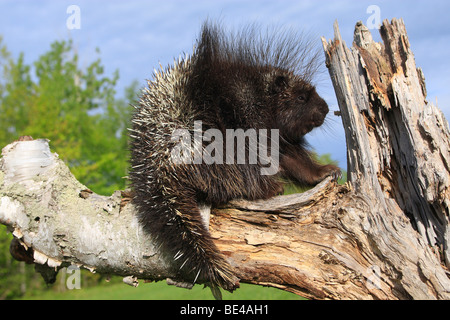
[
  {"xmin": 0, "ymin": 225, "xmax": 17, "ymax": 300},
  {"xmin": 19, "ymin": 279, "xmax": 303, "ymax": 300},
  {"xmin": 283, "ymin": 152, "xmax": 347, "ymax": 195},
  {"xmin": 0, "ymin": 225, "xmax": 46, "ymax": 299},
  {"xmin": 0, "ymin": 37, "xmax": 137, "ymax": 195},
  {"xmin": 0, "ymin": 36, "xmax": 137, "ymax": 299}
]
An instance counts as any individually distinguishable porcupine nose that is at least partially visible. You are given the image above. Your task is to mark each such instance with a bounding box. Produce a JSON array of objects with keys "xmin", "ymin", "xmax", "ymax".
[
  {"xmin": 317, "ymin": 95, "xmax": 329, "ymax": 116},
  {"xmin": 312, "ymin": 95, "xmax": 329, "ymax": 126}
]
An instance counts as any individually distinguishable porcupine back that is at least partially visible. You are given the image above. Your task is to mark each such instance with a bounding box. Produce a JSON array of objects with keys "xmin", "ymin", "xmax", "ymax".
[
  {"xmin": 129, "ymin": 34, "xmax": 239, "ymax": 293},
  {"xmin": 129, "ymin": 22, "xmax": 328, "ymax": 295}
]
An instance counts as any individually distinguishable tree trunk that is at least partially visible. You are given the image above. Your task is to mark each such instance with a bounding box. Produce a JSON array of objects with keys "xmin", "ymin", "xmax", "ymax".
[{"xmin": 1, "ymin": 19, "xmax": 449, "ymax": 300}]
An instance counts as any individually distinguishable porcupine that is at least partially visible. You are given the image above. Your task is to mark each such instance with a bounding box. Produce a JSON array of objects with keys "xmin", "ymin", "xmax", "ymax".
[{"xmin": 129, "ymin": 22, "xmax": 340, "ymax": 297}]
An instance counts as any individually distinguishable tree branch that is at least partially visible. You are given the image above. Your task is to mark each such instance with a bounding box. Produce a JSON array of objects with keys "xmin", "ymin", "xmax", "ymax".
[{"xmin": 1, "ymin": 19, "xmax": 450, "ymax": 299}]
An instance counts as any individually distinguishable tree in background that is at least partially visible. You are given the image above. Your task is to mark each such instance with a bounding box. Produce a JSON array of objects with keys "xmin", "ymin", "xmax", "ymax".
[
  {"xmin": 0, "ymin": 37, "xmax": 137, "ymax": 195},
  {"xmin": 0, "ymin": 36, "xmax": 137, "ymax": 298}
]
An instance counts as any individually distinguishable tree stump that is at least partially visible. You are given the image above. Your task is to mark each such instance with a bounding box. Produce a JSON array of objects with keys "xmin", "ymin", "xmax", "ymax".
[{"xmin": 1, "ymin": 19, "xmax": 449, "ymax": 300}]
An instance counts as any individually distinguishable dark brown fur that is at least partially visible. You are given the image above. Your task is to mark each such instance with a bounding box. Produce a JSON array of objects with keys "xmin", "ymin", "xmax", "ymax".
[{"xmin": 129, "ymin": 22, "xmax": 340, "ymax": 295}]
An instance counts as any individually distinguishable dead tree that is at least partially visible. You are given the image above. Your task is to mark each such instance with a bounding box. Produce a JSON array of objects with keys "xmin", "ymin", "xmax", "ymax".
[{"xmin": 1, "ymin": 19, "xmax": 449, "ymax": 300}]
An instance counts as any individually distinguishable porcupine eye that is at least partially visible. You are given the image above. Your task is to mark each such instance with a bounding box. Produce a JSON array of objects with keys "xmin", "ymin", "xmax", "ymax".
[{"xmin": 297, "ymin": 94, "xmax": 307, "ymax": 103}]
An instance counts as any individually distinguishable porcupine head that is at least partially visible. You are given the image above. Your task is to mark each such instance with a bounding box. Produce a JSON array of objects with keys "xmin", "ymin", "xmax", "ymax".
[{"xmin": 129, "ymin": 22, "xmax": 340, "ymax": 299}]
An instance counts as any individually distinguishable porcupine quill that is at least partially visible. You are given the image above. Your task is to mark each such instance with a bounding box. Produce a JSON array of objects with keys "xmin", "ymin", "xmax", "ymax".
[{"xmin": 129, "ymin": 21, "xmax": 340, "ymax": 299}]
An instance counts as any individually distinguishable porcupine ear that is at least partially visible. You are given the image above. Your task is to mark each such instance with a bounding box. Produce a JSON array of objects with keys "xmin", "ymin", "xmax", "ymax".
[
  {"xmin": 264, "ymin": 73, "xmax": 289, "ymax": 95},
  {"xmin": 272, "ymin": 75, "xmax": 289, "ymax": 93}
]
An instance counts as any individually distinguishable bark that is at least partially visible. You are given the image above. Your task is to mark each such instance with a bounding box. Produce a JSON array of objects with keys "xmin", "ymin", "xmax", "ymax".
[{"xmin": 1, "ymin": 19, "xmax": 450, "ymax": 300}]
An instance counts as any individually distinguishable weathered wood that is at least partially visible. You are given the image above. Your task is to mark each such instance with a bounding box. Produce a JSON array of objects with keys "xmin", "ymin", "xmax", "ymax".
[
  {"xmin": 0, "ymin": 138, "xmax": 358, "ymax": 299},
  {"xmin": 1, "ymin": 19, "xmax": 450, "ymax": 299},
  {"xmin": 322, "ymin": 19, "xmax": 450, "ymax": 267}
]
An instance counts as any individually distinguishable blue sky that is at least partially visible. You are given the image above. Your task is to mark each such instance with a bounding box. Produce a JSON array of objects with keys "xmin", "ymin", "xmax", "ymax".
[{"xmin": 1, "ymin": 0, "xmax": 450, "ymax": 170}]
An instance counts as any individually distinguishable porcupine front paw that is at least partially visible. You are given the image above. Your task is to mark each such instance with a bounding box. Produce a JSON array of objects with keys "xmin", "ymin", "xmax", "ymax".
[{"xmin": 319, "ymin": 164, "xmax": 342, "ymax": 182}]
